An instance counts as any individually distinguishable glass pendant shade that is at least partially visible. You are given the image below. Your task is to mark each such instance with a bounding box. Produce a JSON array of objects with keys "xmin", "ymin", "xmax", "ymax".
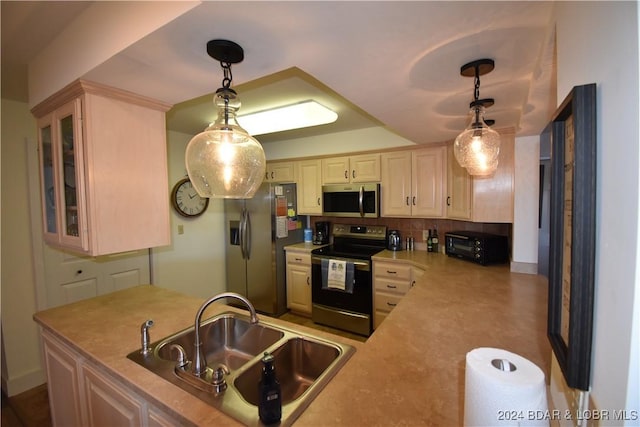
[
  {"xmin": 453, "ymin": 105, "xmax": 500, "ymax": 176},
  {"xmin": 186, "ymin": 88, "xmax": 266, "ymax": 199}
]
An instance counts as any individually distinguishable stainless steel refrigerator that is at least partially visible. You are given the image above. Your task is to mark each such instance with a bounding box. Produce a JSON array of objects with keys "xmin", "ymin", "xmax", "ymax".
[{"xmin": 224, "ymin": 182, "xmax": 304, "ymax": 316}]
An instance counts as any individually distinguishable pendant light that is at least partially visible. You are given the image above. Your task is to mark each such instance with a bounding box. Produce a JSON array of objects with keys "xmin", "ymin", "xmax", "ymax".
[
  {"xmin": 186, "ymin": 39, "xmax": 266, "ymax": 199},
  {"xmin": 454, "ymin": 59, "xmax": 500, "ymax": 176}
]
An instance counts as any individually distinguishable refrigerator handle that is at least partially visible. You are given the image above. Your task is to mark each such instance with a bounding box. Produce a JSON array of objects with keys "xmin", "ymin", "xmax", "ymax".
[
  {"xmin": 239, "ymin": 209, "xmax": 247, "ymax": 259},
  {"xmin": 245, "ymin": 210, "xmax": 252, "ymax": 260}
]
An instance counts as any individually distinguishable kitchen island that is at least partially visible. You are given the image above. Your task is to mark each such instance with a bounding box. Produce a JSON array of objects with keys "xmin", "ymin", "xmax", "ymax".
[{"xmin": 33, "ymin": 251, "xmax": 550, "ymax": 426}]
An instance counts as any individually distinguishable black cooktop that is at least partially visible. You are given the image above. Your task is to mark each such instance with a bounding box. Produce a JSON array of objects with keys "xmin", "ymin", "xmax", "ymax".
[{"xmin": 311, "ymin": 223, "xmax": 387, "ymax": 260}]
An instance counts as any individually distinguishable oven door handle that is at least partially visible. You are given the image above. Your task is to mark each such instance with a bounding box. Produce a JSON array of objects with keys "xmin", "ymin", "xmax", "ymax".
[
  {"xmin": 358, "ymin": 185, "xmax": 364, "ymax": 217},
  {"xmin": 311, "ymin": 256, "xmax": 370, "ymax": 270}
]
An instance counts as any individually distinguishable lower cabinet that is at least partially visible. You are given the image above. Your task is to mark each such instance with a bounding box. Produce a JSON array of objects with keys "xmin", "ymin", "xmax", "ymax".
[
  {"xmin": 42, "ymin": 331, "xmax": 85, "ymax": 426},
  {"xmin": 285, "ymin": 250, "xmax": 312, "ymax": 315},
  {"xmin": 83, "ymin": 363, "xmax": 143, "ymax": 427},
  {"xmin": 373, "ymin": 261, "xmax": 424, "ymax": 329},
  {"xmin": 41, "ymin": 330, "xmax": 182, "ymax": 427}
]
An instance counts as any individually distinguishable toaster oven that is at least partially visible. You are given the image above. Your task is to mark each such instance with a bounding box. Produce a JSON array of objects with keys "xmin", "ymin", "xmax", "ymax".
[{"xmin": 444, "ymin": 231, "xmax": 509, "ymax": 265}]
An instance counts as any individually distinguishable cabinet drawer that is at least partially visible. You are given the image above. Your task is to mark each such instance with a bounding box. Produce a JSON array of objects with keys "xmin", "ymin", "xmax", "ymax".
[
  {"xmin": 375, "ymin": 277, "xmax": 411, "ymax": 294},
  {"xmin": 375, "ymin": 292, "xmax": 402, "ymax": 313},
  {"xmin": 286, "ymin": 252, "xmax": 311, "ymax": 265},
  {"xmin": 374, "ymin": 262, "xmax": 411, "ymax": 280}
]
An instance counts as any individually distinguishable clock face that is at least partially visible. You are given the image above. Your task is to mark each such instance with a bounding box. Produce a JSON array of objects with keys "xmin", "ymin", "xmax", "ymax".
[{"xmin": 171, "ymin": 178, "xmax": 209, "ymax": 217}]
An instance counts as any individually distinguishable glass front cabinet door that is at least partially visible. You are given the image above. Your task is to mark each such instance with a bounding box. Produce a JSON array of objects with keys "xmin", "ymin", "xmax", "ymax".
[{"xmin": 37, "ymin": 98, "xmax": 88, "ymax": 252}]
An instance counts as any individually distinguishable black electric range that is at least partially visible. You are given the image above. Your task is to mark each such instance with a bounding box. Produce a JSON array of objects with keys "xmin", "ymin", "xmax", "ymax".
[{"xmin": 310, "ymin": 224, "xmax": 387, "ymax": 336}]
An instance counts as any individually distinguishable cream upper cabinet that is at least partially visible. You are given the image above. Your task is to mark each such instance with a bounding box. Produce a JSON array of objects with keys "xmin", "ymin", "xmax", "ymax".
[
  {"xmin": 412, "ymin": 147, "xmax": 447, "ymax": 217},
  {"xmin": 381, "ymin": 147, "xmax": 446, "ymax": 218},
  {"xmin": 37, "ymin": 99, "xmax": 88, "ymax": 252},
  {"xmin": 322, "ymin": 153, "xmax": 381, "ymax": 184},
  {"xmin": 296, "ymin": 159, "xmax": 323, "ymax": 215},
  {"xmin": 32, "ymin": 79, "xmax": 172, "ymax": 256},
  {"xmin": 470, "ymin": 132, "xmax": 514, "ymax": 223},
  {"xmin": 265, "ymin": 161, "xmax": 296, "ymax": 183},
  {"xmin": 446, "ymin": 144, "xmax": 472, "ymax": 220},
  {"xmin": 446, "ymin": 132, "xmax": 514, "ymax": 223},
  {"xmin": 380, "ymin": 151, "xmax": 412, "ymax": 216}
]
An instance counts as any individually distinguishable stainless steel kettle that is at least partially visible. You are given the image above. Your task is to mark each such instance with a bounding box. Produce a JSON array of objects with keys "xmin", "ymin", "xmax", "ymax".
[{"xmin": 387, "ymin": 230, "xmax": 402, "ymax": 251}]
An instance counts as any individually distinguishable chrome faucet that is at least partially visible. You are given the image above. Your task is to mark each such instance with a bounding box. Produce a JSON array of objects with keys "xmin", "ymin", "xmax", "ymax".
[{"xmin": 191, "ymin": 292, "xmax": 258, "ymax": 377}]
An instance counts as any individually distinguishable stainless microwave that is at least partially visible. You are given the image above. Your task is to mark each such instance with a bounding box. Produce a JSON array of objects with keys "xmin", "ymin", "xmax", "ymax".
[{"xmin": 322, "ymin": 183, "xmax": 380, "ymax": 218}]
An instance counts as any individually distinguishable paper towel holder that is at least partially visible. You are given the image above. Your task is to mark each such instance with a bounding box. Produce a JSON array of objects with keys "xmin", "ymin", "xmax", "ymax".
[{"xmin": 491, "ymin": 358, "xmax": 517, "ymax": 372}]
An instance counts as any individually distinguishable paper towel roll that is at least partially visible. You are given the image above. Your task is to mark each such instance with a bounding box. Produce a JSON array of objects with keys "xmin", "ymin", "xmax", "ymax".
[{"xmin": 464, "ymin": 347, "xmax": 548, "ymax": 427}]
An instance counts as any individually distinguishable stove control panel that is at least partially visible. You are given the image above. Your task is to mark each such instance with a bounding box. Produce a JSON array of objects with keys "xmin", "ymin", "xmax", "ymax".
[{"xmin": 332, "ymin": 224, "xmax": 387, "ymax": 240}]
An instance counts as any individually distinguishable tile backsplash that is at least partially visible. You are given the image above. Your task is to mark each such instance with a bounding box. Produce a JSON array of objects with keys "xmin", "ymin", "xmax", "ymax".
[{"xmin": 310, "ymin": 216, "xmax": 511, "ymax": 249}]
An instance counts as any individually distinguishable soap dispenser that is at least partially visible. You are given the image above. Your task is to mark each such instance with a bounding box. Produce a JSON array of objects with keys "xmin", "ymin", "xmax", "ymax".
[{"xmin": 258, "ymin": 351, "xmax": 281, "ymax": 424}]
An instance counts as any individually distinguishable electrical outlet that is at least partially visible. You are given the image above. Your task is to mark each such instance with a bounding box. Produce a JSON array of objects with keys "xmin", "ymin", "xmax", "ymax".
[
  {"xmin": 422, "ymin": 230, "xmax": 429, "ymax": 241},
  {"xmin": 177, "ymin": 224, "xmax": 184, "ymax": 235}
]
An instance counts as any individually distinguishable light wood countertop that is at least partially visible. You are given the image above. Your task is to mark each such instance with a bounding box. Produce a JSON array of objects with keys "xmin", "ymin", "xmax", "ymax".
[
  {"xmin": 284, "ymin": 242, "xmax": 327, "ymax": 252},
  {"xmin": 34, "ymin": 251, "xmax": 550, "ymax": 426}
]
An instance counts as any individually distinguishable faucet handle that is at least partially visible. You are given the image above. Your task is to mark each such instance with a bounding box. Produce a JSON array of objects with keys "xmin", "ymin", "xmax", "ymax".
[
  {"xmin": 170, "ymin": 344, "xmax": 189, "ymax": 369},
  {"xmin": 211, "ymin": 364, "xmax": 230, "ymax": 393}
]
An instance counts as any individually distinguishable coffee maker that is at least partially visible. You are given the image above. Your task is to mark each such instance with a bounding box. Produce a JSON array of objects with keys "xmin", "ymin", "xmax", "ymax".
[{"xmin": 313, "ymin": 221, "xmax": 330, "ymax": 245}]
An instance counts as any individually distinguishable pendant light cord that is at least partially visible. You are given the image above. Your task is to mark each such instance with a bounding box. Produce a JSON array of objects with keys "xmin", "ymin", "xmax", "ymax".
[
  {"xmin": 474, "ymin": 65, "xmax": 481, "ymax": 102},
  {"xmin": 473, "ymin": 65, "xmax": 481, "ymax": 125},
  {"xmin": 220, "ymin": 61, "xmax": 233, "ymax": 88},
  {"xmin": 219, "ymin": 61, "xmax": 233, "ymax": 125}
]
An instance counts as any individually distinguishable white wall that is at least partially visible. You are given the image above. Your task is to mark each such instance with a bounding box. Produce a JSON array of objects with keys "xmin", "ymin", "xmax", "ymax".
[
  {"xmin": 511, "ymin": 135, "xmax": 541, "ymax": 273},
  {"xmin": 555, "ymin": 2, "xmax": 639, "ymax": 420},
  {"xmin": 151, "ymin": 131, "xmax": 227, "ymax": 299},
  {"xmin": 0, "ymin": 99, "xmax": 46, "ymax": 395}
]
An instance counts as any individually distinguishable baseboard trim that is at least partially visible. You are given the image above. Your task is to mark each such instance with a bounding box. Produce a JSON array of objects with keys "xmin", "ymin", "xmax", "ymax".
[
  {"xmin": 1, "ymin": 368, "xmax": 46, "ymax": 397},
  {"xmin": 510, "ymin": 261, "xmax": 538, "ymax": 275}
]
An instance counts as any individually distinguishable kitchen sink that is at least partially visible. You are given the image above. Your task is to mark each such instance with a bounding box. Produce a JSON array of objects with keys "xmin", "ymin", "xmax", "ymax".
[
  {"xmin": 127, "ymin": 311, "xmax": 355, "ymax": 426},
  {"xmin": 234, "ymin": 337, "xmax": 340, "ymax": 405},
  {"xmin": 154, "ymin": 314, "xmax": 284, "ymax": 371}
]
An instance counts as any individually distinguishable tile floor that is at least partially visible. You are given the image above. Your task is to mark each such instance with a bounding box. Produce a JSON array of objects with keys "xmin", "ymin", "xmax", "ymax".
[{"xmin": 1, "ymin": 311, "xmax": 365, "ymax": 426}]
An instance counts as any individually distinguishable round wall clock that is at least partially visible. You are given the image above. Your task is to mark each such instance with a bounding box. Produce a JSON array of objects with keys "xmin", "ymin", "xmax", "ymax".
[{"xmin": 171, "ymin": 178, "xmax": 209, "ymax": 218}]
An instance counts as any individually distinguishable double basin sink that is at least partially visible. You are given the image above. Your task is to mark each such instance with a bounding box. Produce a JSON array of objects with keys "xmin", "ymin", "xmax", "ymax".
[{"xmin": 127, "ymin": 311, "xmax": 355, "ymax": 426}]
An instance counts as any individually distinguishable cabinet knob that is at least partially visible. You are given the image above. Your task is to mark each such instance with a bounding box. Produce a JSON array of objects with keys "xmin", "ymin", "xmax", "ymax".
[
  {"xmin": 352, "ymin": 170, "xmax": 356, "ymax": 179},
  {"xmin": 406, "ymin": 196, "xmax": 410, "ymax": 206},
  {"xmin": 386, "ymin": 284, "xmax": 397, "ymax": 289},
  {"xmin": 306, "ymin": 276, "xmax": 310, "ymax": 285},
  {"xmin": 317, "ymin": 197, "xmax": 321, "ymax": 205},
  {"xmin": 386, "ymin": 270, "xmax": 397, "ymax": 275},
  {"xmin": 412, "ymin": 196, "xmax": 416, "ymax": 206},
  {"xmin": 76, "ymin": 270, "xmax": 83, "ymax": 275},
  {"xmin": 446, "ymin": 196, "xmax": 451, "ymax": 206},
  {"xmin": 344, "ymin": 170, "xmax": 348, "ymax": 179}
]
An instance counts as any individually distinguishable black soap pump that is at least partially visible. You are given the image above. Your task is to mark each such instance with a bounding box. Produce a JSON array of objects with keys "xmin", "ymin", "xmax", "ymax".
[{"xmin": 258, "ymin": 351, "xmax": 281, "ymax": 424}]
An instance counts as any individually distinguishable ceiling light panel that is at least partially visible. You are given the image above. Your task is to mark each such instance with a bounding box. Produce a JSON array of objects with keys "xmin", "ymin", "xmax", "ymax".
[{"xmin": 238, "ymin": 100, "xmax": 338, "ymax": 136}]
